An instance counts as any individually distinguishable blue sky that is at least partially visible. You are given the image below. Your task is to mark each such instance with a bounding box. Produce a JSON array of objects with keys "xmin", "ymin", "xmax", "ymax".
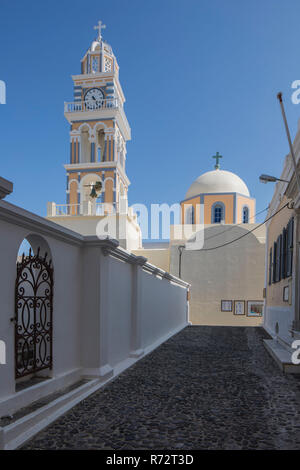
[{"xmin": 1, "ymin": 0, "xmax": 300, "ymax": 228}]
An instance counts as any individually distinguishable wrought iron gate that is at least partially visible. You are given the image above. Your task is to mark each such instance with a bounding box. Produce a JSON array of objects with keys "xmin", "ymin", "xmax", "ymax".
[{"xmin": 14, "ymin": 248, "xmax": 53, "ymax": 379}]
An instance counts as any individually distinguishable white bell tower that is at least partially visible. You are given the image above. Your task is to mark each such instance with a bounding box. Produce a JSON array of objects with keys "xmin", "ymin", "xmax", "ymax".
[{"xmin": 47, "ymin": 21, "xmax": 142, "ymax": 251}]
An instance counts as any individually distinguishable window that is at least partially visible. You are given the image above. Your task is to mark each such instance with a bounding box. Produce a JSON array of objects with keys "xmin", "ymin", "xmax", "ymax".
[
  {"xmin": 242, "ymin": 206, "xmax": 249, "ymax": 223},
  {"xmin": 214, "ymin": 205, "xmax": 223, "ymax": 223},
  {"xmin": 272, "ymin": 241, "xmax": 277, "ymax": 283},
  {"xmin": 281, "ymin": 228, "xmax": 286, "ymax": 279},
  {"xmin": 185, "ymin": 206, "xmax": 194, "ymax": 224},
  {"xmin": 269, "ymin": 247, "xmax": 272, "ymax": 285},
  {"xmin": 275, "ymin": 234, "xmax": 282, "ymax": 282},
  {"xmin": 270, "ymin": 217, "xmax": 294, "ymax": 284},
  {"xmin": 286, "ymin": 217, "xmax": 294, "ymax": 277},
  {"xmin": 104, "ymin": 57, "xmax": 112, "ymax": 72}
]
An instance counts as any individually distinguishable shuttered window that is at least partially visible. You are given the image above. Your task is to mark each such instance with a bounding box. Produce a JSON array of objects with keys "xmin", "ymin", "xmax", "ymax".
[
  {"xmin": 276, "ymin": 234, "xmax": 282, "ymax": 282},
  {"xmin": 281, "ymin": 227, "xmax": 287, "ymax": 279},
  {"xmin": 269, "ymin": 217, "xmax": 294, "ymax": 284},
  {"xmin": 269, "ymin": 247, "xmax": 272, "ymax": 285},
  {"xmin": 272, "ymin": 241, "xmax": 277, "ymax": 283},
  {"xmin": 286, "ymin": 217, "xmax": 294, "ymax": 277}
]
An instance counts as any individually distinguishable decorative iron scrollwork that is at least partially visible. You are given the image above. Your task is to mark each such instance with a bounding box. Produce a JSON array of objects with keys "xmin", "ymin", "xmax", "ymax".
[{"xmin": 15, "ymin": 247, "xmax": 53, "ymax": 379}]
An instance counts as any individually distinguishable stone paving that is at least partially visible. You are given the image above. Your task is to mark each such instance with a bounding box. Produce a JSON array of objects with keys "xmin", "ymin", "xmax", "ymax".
[{"xmin": 22, "ymin": 326, "xmax": 300, "ymax": 450}]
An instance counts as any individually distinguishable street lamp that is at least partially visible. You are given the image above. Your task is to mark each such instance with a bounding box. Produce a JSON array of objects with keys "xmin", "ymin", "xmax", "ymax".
[{"xmin": 259, "ymin": 174, "xmax": 290, "ymax": 184}]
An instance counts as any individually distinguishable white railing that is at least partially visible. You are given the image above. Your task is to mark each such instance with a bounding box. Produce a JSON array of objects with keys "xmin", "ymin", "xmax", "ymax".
[
  {"xmin": 64, "ymin": 98, "xmax": 119, "ymax": 113},
  {"xmin": 47, "ymin": 202, "xmax": 121, "ymax": 217}
]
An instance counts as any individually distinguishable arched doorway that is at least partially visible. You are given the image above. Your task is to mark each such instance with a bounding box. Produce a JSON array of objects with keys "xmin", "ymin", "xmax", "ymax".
[{"xmin": 15, "ymin": 236, "xmax": 53, "ymax": 379}]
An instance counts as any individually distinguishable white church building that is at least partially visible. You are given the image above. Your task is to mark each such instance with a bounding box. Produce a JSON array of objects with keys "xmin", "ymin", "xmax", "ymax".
[{"xmin": 134, "ymin": 157, "xmax": 266, "ymax": 326}]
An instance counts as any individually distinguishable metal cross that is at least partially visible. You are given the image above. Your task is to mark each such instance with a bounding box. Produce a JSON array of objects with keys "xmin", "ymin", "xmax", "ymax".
[
  {"xmin": 94, "ymin": 20, "xmax": 106, "ymax": 41},
  {"xmin": 212, "ymin": 152, "xmax": 222, "ymax": 169}
]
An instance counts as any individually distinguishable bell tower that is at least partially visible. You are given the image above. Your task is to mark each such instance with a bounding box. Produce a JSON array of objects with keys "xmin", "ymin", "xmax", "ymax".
[
  {"xmin": 63, "ymin": 20, "xmax": 131, "ymax": 215},
  {"xmin": 47, "ymin": 21, "xmax": 142, "ymax": 251}
]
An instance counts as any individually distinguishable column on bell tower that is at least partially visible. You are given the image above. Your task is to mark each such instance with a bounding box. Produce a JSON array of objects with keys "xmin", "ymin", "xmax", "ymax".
[{"xmin": 103, "ymin": 128, "xmax": 115, "ymax": 162}]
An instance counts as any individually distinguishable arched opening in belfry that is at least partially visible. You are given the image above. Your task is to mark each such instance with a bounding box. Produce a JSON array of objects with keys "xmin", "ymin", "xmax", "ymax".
[
  {"xmin": 80, "ymin": 126, "xmax": 91, "ymax": 163},
  {"xmin": 95, "ymin": 127, "xmax": 105, "ymax": 162},
  {"xmin": 80, "ymin": 173, "xmax": 103, "ymax": 203}
]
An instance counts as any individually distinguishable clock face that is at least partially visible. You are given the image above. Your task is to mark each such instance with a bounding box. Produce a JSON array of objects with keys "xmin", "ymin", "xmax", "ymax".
[{"xmin": 84, "ymin": 88, "xmax": 104, "ymax": 109}]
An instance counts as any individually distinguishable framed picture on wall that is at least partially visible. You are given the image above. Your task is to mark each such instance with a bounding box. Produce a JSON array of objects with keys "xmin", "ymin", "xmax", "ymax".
[
  {"xmin": 283, "ymin": 286, "xmax": 289, "ymax": 302},
  {"xmin": 247, "ymin": 301, "xmax": 264, "ymax": 317},
  {"xmin": 221, "ymin": 300, "xmax": 232, "ymax": 312},
  {"xmin": 234, "ymin": 300, "xmax": 245, "ymax": 315}
]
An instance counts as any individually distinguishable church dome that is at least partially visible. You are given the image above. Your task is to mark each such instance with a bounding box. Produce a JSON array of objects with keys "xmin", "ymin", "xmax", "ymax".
[{"xmin": 185, "ymin": 169, "xmax": 250, "ymax": 199}]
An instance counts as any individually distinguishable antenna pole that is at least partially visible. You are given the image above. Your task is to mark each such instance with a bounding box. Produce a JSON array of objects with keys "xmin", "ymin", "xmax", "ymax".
[{"xmin": 277, "ymin": 92, "xmax": 300, "ymax": 193}]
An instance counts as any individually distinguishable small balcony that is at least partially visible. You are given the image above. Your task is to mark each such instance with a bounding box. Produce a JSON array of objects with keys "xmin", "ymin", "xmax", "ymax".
[
  {"xmin": 47, "ymin": 200, "xmax": 137, "ymax": 220},
  {"xmin": 64, "ymin": 98, "xmax": 119, "ymax": 113},
  {"xmin": 47, "ymin": 201, "xmax": 120, "ymax": 217}
]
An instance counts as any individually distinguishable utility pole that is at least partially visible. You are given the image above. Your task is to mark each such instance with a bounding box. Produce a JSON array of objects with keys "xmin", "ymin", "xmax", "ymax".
[{"xmin": 277, "ymin": 92, "xmax": 300, "ymax": 193}]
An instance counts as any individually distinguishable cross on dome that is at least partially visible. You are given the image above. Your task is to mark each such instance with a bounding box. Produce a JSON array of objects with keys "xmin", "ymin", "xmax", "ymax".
[
  {"xmin": 94, "ymin": 20, "xmax": 106, "ymax": 41},
  {"xmin": 212, "ymin": 152, "xmax": 223, "ymax": 169}
]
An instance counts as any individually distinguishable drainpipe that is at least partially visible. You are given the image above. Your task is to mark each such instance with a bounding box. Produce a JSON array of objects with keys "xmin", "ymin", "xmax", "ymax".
[
  {"xmin": 263, "ymin": 218, "xmax": 269, "ymax": 330},
  {"xmin": 178, "ymin": 245, "xmax": 185, "ymax": 279}
]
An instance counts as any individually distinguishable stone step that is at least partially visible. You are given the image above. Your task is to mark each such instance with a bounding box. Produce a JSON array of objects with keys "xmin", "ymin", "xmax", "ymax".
[
  {"xmin": 263, "ymin": 339, "xmax": 300, "ymax": 374},
  {"xmin": 276, "ymin": 334, "xmax": 294, "ymax": 352},
  {"xmin": 0, "ymin": 378, "xmax": 102, "ymax": 450}
]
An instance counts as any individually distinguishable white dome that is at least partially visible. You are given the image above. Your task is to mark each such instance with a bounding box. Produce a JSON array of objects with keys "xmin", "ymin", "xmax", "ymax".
[{"xmin": 185, "ymin": 169, "xmax": 250, "ymax": 199}]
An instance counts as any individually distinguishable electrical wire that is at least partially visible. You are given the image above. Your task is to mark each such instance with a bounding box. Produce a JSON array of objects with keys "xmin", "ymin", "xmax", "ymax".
[
  {"xmin": 203, "ymin": 205, "xmax": 269, "ymax": 242},
  {"xmin": 184, "ymin": 201, "xmax": 291, "ymax": 252}
]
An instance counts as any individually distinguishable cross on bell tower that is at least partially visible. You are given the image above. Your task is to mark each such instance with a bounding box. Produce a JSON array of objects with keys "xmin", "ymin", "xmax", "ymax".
[
  {"xmin": 212, "ymin": 152, "xmax": 223, "ymax": 170},
  {"xmin": 94, "ymin": 20, "xmax": 106, "ymax": 41}
]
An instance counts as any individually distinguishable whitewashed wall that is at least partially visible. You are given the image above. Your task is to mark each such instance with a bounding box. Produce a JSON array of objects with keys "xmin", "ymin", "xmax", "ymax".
[
  {"xmin": 141, "ymin": 272, "xmax": 188, "ymax": 349},
  {"xmin": 0, "ymin": 199, "xmax": 189, "ymax": 416},
  {"xmin": 264, "ymin": 306, "xmax": 294, "ymax": 339},
  {"xmin": 0, "ymin": 202, "xmax": 83, "ymax": 415},
  {"xmin": 107, "ymin": 255, "xmax": 133, "ymax": 367}
]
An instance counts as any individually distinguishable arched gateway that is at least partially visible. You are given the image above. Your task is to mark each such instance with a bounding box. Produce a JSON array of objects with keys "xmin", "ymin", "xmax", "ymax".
[{"xmin": 14, "ymin": 247, "xmax": 54, "ymax": 379}]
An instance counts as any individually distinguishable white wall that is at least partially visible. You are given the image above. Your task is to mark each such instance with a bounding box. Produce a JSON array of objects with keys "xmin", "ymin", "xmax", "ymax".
[
  {"xmin": 107, "ymin": 256, "xmax": 132, "ymax": 366},
  {"xmin": 0, "ymin": 199, "xmax": 189, "ymax": 416},
  {"xmin": 264, "ymin": 306, "xmax": 294, "ymax": 339},
  {"xmin": 0, "ymin": 201, "xmax": 83, "ymax": 413},
  {"xmin": 141, "ymin": 272, "xmax": 187, "ymax": 348},
  {"xmin": 169, "ymin": 224, "xmax": 266, "ymax": 326}
]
